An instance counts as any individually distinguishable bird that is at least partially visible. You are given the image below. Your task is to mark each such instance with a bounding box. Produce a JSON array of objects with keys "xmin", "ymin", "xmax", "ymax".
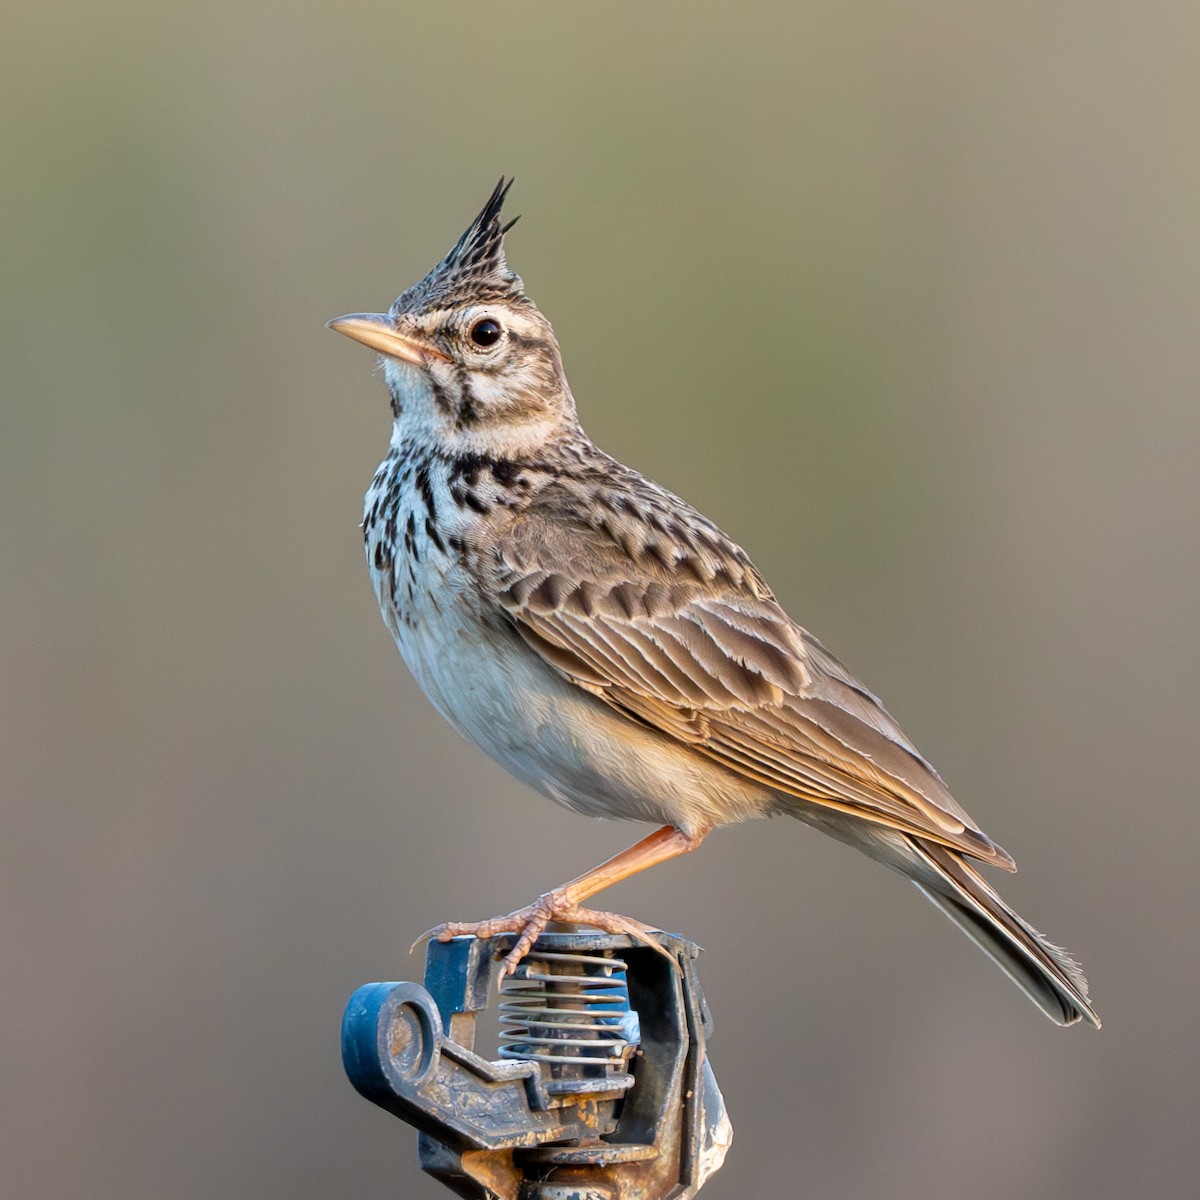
[{"xmin": 328, "ymin": 178, "xmax": 1098, "ymax": 1027}]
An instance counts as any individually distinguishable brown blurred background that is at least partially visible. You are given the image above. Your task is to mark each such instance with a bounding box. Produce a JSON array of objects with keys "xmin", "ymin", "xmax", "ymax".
[{"xmin": 3, "ymin": 3, "xmax": 1198, "ymax": 1197}]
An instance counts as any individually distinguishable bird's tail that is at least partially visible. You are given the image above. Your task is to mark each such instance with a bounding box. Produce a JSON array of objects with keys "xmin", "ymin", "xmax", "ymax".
[{"xmin": 907, "ymin": 837, "xmax": 1100, "ymax": 1028}]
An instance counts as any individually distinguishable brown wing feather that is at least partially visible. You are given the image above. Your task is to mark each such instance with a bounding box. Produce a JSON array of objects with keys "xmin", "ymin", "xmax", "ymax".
[{"xmin": 487, "ymin": 507, "xmax": 1015, "ymax": 871}]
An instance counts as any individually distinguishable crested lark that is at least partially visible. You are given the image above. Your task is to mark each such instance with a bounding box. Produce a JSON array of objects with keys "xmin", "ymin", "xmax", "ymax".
[{"xmin": 329, "ymin": 180, "xmax": 1098, "ymax": 1027}]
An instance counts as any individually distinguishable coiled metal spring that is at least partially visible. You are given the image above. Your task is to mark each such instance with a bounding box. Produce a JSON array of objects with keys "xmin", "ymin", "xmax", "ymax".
[{"xmin": 497, "ymin": 947, "xmax": 640, "ymax": 1083}]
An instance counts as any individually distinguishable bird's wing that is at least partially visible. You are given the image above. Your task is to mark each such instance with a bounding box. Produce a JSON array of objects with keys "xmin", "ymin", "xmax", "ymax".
[{"xmin": 485, "ymin": 514, "xmax": 1015, "ymax": 870}]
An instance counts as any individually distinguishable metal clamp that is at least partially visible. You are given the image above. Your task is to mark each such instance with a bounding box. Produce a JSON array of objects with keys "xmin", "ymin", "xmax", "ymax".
[{"xmin": 342, "ymin": 929, "xmax": 731, "ymax": 1200}]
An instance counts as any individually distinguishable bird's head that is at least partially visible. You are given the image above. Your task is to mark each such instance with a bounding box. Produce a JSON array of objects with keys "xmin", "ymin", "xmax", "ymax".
[{"xmin": 329, "ymin": 179, "xmax": 578, "ymax": 457}]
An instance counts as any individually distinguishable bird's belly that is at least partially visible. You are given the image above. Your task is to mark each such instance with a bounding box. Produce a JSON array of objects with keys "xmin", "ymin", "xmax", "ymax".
[{"xmin": 386, "ymin": 577, "xmax": 770, "ymax": 834}]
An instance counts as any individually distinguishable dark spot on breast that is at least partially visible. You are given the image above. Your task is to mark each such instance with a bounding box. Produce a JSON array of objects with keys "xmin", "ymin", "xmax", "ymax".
[
  {"xmin": 491, "ymin": 459, "xmax": 520, "ymax": 486},
  {"xmin": 414, "ymin": 460, "xmax": 437, "ymax": 523},
  {"xmin": 449, "ymin": 451, "xmax": 492, "ymax": 487},
  {"xmin": 424, "ymin": 517, "xmax": 446, "ymax": 554},
  {"xmin": 381, "ymin": 508, "xmax": 400, "ymax": 559}
]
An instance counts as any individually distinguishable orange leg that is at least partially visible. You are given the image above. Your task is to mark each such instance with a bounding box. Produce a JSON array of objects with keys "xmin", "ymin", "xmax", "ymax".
[{"xmin": 414, "ymin": 824, "xmax": 709, "ymax": 975}]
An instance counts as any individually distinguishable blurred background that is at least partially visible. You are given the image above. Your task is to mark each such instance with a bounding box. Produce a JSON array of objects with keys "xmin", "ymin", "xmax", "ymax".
[{"xmin": 4, "ymin": 3, "xmax": 1198, "ymax": 1197}]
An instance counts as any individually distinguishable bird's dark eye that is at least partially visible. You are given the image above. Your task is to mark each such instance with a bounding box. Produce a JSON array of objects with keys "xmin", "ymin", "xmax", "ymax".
[{"xmin": 469, "ymin": 318, "xmax": 503, "ymax": 347}]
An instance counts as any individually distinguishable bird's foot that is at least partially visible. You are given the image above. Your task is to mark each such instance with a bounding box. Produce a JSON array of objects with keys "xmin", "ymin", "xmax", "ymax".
[{"xmin": 412, "ymin": 893, "xmax": 672, "ymax": 977}]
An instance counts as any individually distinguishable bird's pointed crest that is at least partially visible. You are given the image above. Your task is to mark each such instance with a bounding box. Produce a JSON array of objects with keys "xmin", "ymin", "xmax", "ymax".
[{"xmin": 392, "ymin": 178, "xmax": 527, "ymax": 316}]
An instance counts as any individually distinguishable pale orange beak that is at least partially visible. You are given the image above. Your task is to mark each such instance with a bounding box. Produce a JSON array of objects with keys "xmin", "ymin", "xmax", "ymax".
[{"xmin": 326, "ymin": 312, "xmax": 451, "ymax": 365}]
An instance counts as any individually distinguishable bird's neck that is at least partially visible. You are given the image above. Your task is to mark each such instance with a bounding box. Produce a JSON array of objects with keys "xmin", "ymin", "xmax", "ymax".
[{"xmin": 390, "ymin": 409, "xmax": 588, "ymax": 466}]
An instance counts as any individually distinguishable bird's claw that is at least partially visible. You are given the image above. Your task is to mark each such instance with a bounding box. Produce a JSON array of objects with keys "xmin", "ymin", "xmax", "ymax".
[
  {"xmin": 409, "ymin": 914, "xmax": 521, "ymax": 957},
  {"xmin": 410, "ymin": 897, "xmax": 676, "ymax": 977}
]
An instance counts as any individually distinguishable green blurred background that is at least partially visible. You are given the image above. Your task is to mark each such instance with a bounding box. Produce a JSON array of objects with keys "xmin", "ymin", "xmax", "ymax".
[{"xmin": 4, "ymin": 3, "xmax": 1198, "ymax": 1196}]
